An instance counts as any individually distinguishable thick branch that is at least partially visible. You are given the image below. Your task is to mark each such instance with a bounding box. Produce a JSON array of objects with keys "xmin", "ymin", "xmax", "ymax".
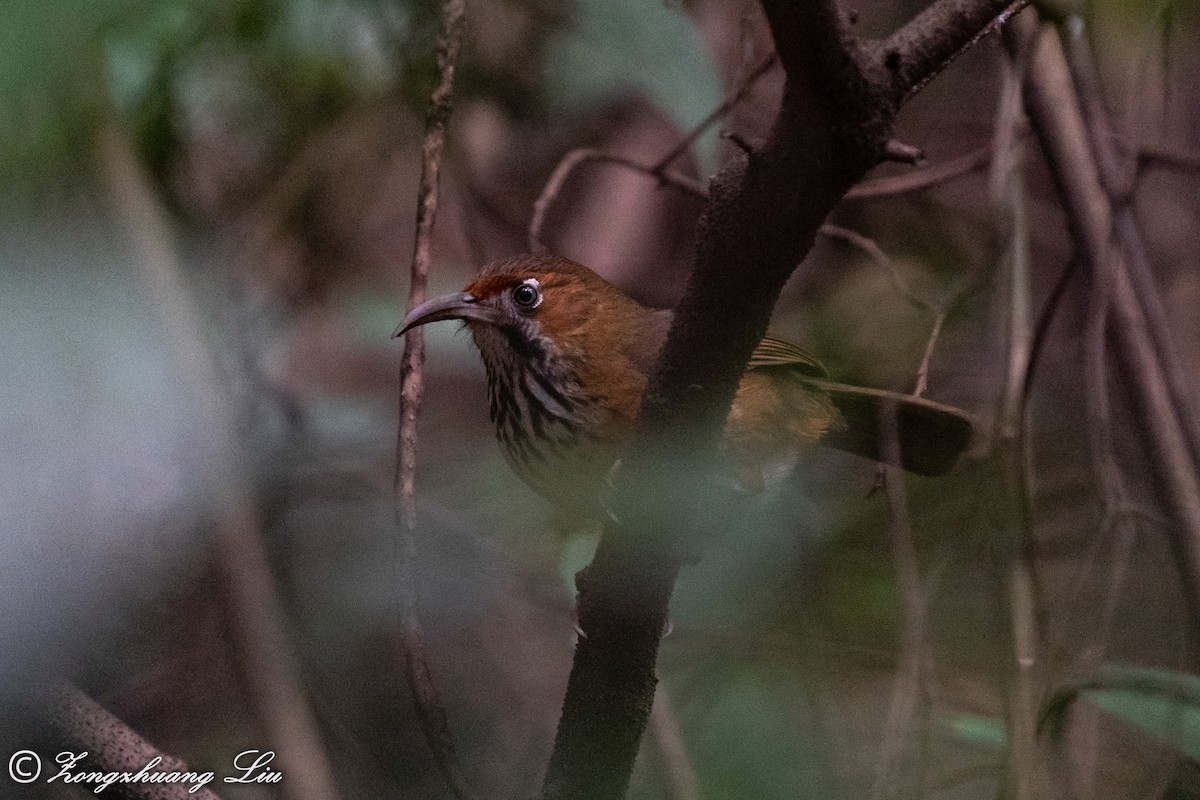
[
  {"xmin": 48, "ymin": 682, "xmax": 223, "ymax": 800},
  {"xmin": 882, "ymin": 0, "xmax": 1031, "ymax": 105},
  {"xmin": 540, "ymin": 2, "xmax": 1032, "ymax": 799}
]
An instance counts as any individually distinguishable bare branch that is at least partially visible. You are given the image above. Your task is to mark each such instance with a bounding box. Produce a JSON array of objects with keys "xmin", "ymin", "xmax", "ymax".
[
  {"xmin": 529, "ymin": 149, "xmax": 707, "ymax": 252},
  {"xmin": 541, "ymin": 2, "xmax": 1036, "ymax": 797},
  {"xmin": 1139, "ymin": 144, "xmax": 1200, "ymax": 174},
  {"xmin": 844, "ymin": 145, "xmax": 992, "ymax": 200},
  {"xmin": 913, "ymin": 310, "xmax": 947, "ymax": 399},
  {"xmin": 48, "ymin": 682, "xmax": 223, "ymax": 800},
  {"xmin": 1017, "ymin": 13, "xmax": 1200, "ymax": 625},
  {"xmin": 1061, "ymin": 16, "xmax": 1200, "ymax": 469},
  {"xmin": 882, "ymin": 0, "xmax": 1031, "ymax": 105},
  {"xmin": 871, "ymin": 409, "xmax": 930, "ymax": 800},
  {"xmin": 649, "ymin": 52, "xmax": 779, "ymax": 175},
  {"xmin": 394, "ymin": 0, "xmax": 475, "ymax": 797},
  {"xmin": 991, "ymin": 22, "xmax": 1047, "ymax": 800},
  {"xmin": 817, "ymin": 224, "xmax": 936, "ymax": 313}
]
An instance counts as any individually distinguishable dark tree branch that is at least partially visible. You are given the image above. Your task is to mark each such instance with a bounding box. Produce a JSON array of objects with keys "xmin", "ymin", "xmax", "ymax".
[
  {"xmin": 844, "ymin": 144, "xmax": 992, "ymax": 199},
  {"xmin": 540, "ymin": 2, "xmax": 1032, "ymax": 798},
  {"xmin": 881, "ymin": 0, "xmax": 1030, "ymax": 105}
]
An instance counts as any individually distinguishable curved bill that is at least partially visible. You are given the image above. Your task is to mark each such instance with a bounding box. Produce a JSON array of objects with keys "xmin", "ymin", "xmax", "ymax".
[{"xmin": 392, "ymin": 292, "xmax": 495, "ymax": 338}]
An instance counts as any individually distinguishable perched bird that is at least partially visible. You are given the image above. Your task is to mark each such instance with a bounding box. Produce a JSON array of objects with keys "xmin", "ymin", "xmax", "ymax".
[{"xmin": 396, "ymin": 254, "xmax": 976, "ymax": 514}]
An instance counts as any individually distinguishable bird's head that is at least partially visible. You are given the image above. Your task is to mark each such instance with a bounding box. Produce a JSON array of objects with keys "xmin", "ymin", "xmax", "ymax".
[{"xmin": 394, "ymin": 254, "xmax": 658, "ymax": 373}]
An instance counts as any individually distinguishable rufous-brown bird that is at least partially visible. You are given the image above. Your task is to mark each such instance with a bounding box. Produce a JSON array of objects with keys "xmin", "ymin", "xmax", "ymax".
[{"xmin": 396, "ymin": 254, "xmax": 976, "ymax": 514}]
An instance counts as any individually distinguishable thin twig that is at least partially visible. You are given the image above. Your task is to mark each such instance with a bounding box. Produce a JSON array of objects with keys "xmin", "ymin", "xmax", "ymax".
[
  {"xmin": 1020, "ymin": 14, "xmax": 1200, "ymax": 623},
  {"xmin": 531, "ymin": 50, "xmax": 779, "ymax": 254},
  {"xmin": 844, "ymin": 145, "xmax": 993, "ymax": 200},
  {"xmin": 1117, "ymin": 0, "xmax": 1176, "ymax": 178},
  {"xmin": 1138, "ymin": 144, "xmax": 1200, "ymax": 174},
  {"xmin": 529, "ymin": 149, "xmax": 708, "ymax": 252},
  {"xmin": 648, "ymin": 52, "xmax": 779, "ymax": 175},
  {"xmin": 817, "ymin": 224, "xmax": 936, "ymax": 313},
  {"xmin": 47, "ymin": 682, "xmax": 224, "ymax": 800},
  {"xmin": 818, "ymin": 223, "xmax": 961, "ymax": 400},
  {"xmin": 913, "ymin": 310, "xmax": 947, "ymax": 399},
  {"xmin": 1051, "ymin": 18, "xmax": 1198, "ymax": 792},
  {"xmin": 992, "ymin": 19, "xmax": 1045, "ymax": 800},
  {"xmin": 1062, "ymin": 15, "xmax": 1200, "ymax": 472},
  {"xmin": 393, "ymin": 0, "xmax": 474, "ymax": 797},
  {"xmin": 99, "ymin": 122, "xmax": 340, "ymax": 800},
  {"xmin": 1019, "ymin": 256, "xmax": 1076, "ymax": 409},
  {"xmin": 872, "ymin": 402, "xmax": 930, "ymax": 800}
]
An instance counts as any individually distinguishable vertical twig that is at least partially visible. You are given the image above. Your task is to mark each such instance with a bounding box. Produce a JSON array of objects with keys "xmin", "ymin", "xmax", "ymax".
[
  {"xmin": 1061, "ymin": 16, "xmax": 1200, "ymax": 473},
  {"xmin": 393, "ymin": 0, "xmax": 474, "ymax": 798},
  {"xmin": 1048, "ymin": 14, "xmax": 1195, "ymax": 791},
  {"xmin": 1018, "ymin": 13, "xmax": 1200, "ymax": 625},
  {"xmin": 99, "ymin": 123, "xmax": 340, "ymax": 800},
  {"xmin": 872, "ymin": 402, "xmax": 930, "ymax": 800},
  {"xmin": 992, "ymin": 19, "xmax": 1046, "ymax": 800}
]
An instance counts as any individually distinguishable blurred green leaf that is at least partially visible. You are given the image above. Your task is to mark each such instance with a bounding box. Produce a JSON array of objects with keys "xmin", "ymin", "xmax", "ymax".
[
  {"xmin": 1, "ymin": 0, "xmax": 148, "ymax": 99},
  {"xmin": 558, "ymin": 531, "xmax": 600, "ymax": 594},
  {"xmin": 940, "ymin": 711, "xmax": 1007, "ymax": 751},
  {"xmin": 681, "ymin": 670, "xmax": 834, "ymax": 798},
  {"xmin": 1085, "ymin": 665, "xmax": 1200, "ymax": 761},
  {"xmin": 1, "ymin": 0, "xmax": 147, "ymax": 180},
  {"xmin": 1042, "ymin": 664, "xmax": 1200, "ymax": 762},
  {"xmin": 544, "ymin": 0, "xmax": 722, "ymax": 169}
]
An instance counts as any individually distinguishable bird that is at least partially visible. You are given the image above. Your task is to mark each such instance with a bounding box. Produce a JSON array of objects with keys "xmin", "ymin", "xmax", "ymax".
[{"xmin": 395, "ymin": 253, "xmax": 976, "ymax": 515}]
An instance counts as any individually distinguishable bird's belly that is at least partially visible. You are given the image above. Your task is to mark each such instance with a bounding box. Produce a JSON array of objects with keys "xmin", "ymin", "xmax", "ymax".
[{"xmin": 497, "ymin": 426, "xmax": 616, "ymax": 515}]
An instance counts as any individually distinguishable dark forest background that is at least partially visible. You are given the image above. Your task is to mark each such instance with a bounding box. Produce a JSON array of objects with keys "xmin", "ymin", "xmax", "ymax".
[{"xmin": 2, "ymin": 0, "xmax": 1198, "ymax": 798}]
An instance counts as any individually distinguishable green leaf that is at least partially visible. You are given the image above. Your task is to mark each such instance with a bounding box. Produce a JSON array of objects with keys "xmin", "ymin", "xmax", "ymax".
[
  {"xmin": 940, "ymin": 711, "xmax": 1007, "ymax": 751},
  {"xmin": 544, "ymin": 0, "xmax": 723, "ymax": 170},
  {"xmin": 1082, "ymin": 665, "xmax": 1200, "ymax": 762}
]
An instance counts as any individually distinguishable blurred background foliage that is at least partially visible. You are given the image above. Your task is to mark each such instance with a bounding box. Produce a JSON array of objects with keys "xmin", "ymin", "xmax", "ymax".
[{"xmin": 2, "ymin": 0, "xmax": 1199, "ymax": 798}]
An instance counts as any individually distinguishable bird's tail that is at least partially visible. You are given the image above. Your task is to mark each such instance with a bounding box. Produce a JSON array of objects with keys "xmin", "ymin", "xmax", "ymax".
[{"xmin": 801, "ymin": 379, "xmax": 981, "ymax": 476}]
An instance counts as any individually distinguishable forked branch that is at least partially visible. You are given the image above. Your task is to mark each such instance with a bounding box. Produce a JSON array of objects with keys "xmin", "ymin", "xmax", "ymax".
[{"xmin": 541, "ymin": 2, "xmax": 1033, "ymax": 799}]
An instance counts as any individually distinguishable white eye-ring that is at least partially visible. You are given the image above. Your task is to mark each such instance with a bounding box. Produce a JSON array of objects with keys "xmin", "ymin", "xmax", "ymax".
[{"xmin": 511, "ymin": 278, "xmax": 543, "ymax": 310}]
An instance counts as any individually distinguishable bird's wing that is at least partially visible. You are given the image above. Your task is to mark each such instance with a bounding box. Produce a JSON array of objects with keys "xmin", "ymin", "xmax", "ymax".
[{"xmin": 747, "ymin": 336, "xmax": 828, "ymax": 378}]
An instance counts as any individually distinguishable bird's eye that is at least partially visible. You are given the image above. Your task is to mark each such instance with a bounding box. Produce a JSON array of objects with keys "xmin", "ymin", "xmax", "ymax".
[{"xmin": 511, "ymin": 280, "xmax": 542, "ymax": 310}]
